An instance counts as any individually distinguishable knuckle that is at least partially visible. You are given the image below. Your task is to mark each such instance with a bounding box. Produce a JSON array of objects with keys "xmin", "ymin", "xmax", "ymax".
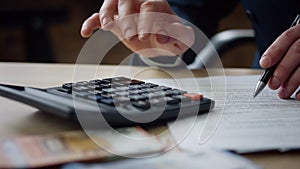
[
  {"xmin": 99, "ymin": 8, "xmax": 107, "ymax": 17},
  {"xmin": 292, "ymin": 77, "xmax": 300, "ymax": 86},
  {"xmin": 276, "ymin": 64, "xmax": 289, "ymax": 78},
  {"xmin": 292, "ymin": 39, "xmax": 300, "ymax": 53},
  {"xmin": 282, "ymin": 28, "xmax": 296, "ymax": 41},
  {"xmin": 268, "ymin": 44, "xmax": 285, "ymax": 57},
  {"xmin": 118, "ymin": 0, "xmax": 127, "ymax": 6},
  {"xmin": 288, "ymin": 77, "xmax": 300, "ymax": 90},
  {"xmin": 140, "ymin": 1, "xmax": 158, "ymax": 10}
]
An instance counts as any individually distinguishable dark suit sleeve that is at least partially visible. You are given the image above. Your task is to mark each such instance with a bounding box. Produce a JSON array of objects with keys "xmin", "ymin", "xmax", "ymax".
[{"xmin": 168, "ymin": 0, "xmax": 239, "ymax": 38}]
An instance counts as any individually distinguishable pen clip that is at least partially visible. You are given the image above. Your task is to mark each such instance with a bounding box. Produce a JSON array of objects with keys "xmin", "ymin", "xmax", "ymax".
[{"xmin": 291, "ymin": 14, "xmax": 300, "ymax": 27}]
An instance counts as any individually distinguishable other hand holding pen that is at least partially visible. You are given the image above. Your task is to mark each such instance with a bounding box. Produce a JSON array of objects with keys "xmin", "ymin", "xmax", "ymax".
[{"xmin": 259, "ymin": 24, "xmax": 300, "ymax": 100}]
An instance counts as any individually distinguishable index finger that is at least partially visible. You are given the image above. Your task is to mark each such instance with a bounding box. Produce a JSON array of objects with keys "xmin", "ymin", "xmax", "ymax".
[
  {"xmin": 117, "ymin": 0, "xmax": 141, "ymax": 40},
  {"xmin": 99, "ymin": 0, "xmax": 118, "ymax": 29},
  {"xmin": 138, "ymin": 0, "xmax": 177, "ymax": 40},
  {"xmin": 81, "ymin": 13, "xmax": 101, "ymax": 38},
  {"xmin": 260, "ymin": 25, "xmax": 300, "ymax": 68}
]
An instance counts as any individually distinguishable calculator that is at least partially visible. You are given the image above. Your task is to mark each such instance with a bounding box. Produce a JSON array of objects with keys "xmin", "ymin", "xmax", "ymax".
[{"xmin": 0, "ymin": 77, "xmax": 214, "ymax": 127}]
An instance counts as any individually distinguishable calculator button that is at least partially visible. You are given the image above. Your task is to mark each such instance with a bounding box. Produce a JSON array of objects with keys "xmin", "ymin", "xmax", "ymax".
[
  {"xmin": 149, "ymin": 88, "xmax": 163, "ymax": 93},
  {"xmin": 132, "ymin": 100, "xmax": 151, "ymax": 109},
  {"xmin": 147, "ymin": 92, "xmax": 165, "ymax": 98},
  {"xmin": 183, "ymin": 93, "xmax": 203, "ymax": 101},
  {"xmin": 129, "ymin": 85, "xmax": 143, "ymax": 90},
  {"xmin": 140, "ymin": 88, "xmax": 153, "ymax": 93},
  {"xmin": 113, "ymin": 96, "xmax": 130, "ymax": 103},
  {"xmin": 101, "ymin": 98, "xmax": 114, "ymax": 105},
  {"xmin": 115, "ymin": 91, "xmax": 129, "ymax": 96},
  {"xmin": 75, "ymin": 92, "xmax": 90, "ymax": 98},
  {"xmin": 149, "ymin": 98, "xmax": 166, "ymax": 105},
  {"xmin": 129, "ymin": 94, "xmax": 148, "ymax": 101},
  {"xmin": 73, "ymin": 86, "xmax": 90, "ymax": 92},
  {"xmin": 75, "ymin": 81, "xmax": 89, "ymax": 86},
  {"xmin": 57, "ymin": 88, "xmax": 72, "ymax": 94},
  {"xmin": 102, "ymin": 88, "xmax": 121, "ymax": 93},
  {"xmin": 116, "ymin": 86, "xmax": 130, "ymax": 91},
  {"xmin": 166, "ymin": 89, "xmax": 187, "ymax": 95},
  {"xmin": 89, "ymin": 79, "xmax": 102, "ymax": 85},
  {"xmin": 172, "ymin": 95, "xmax": 191, "ymax": 102},
  {"xmin": 166, "ymin": 97, "xmax": 180, "ymax": 104},
  {"xmin": 141, "ymin": 83, "xmax": 159, "ymax": 88},
  {"xmin": 111, "ymin": 81, "xmax": 125, "ymax": 87},
  {"xmin": 101, "ymin": 78, "xmax": 113, "ymax": 84},
  {"xmin": 88, "ymin": 95, "xmax": 104, "ymax": 102},
  {"xmin": 101, "ymin": 84, "xmax": 111, "ymax": 89},
  {"xmin": 129, "ymin": 80, "xmax": 145, "ymax": 85},
  {"xmin": 162, "ymin": 91, "xmax": 173, "ymax": 97},
  {"xmin": 156, "ymin": 86, "xmax": 172, "ymax": 91},
  {"xmin": 129, "ymin": 90, "xmax": 143, "ymax": 95},
  {"xmin": 93, "ymin": 91, "xmax": 103, "ymax": 95},
  {"xmin": 113, "ymin": 77, "xmax": 132, "ymax": 81},
  {"xmin": 62, "ymin": 83, "xmax": 74, "ymax": 90},
  {"xmin": 101, "ymin": 93, "xmax": 117, "ymax": 99}
]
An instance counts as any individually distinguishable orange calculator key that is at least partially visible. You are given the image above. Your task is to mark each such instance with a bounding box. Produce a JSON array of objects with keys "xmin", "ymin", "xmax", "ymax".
[{"xmin": 183, "ymin": 93, "xmax": 204, "ymax": 101}]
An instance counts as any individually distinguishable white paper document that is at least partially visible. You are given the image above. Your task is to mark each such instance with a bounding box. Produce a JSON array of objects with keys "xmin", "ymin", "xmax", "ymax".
[{"xmin": 148, "ymin": 75, "xmax": 300, "ymax": 153}]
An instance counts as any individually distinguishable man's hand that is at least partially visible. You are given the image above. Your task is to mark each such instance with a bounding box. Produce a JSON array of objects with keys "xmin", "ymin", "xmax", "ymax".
[
  {"xmin": 260, "ymin": 24, "xmax": 300, "ymax": 100},
  {"xmin": 81, "ymin": 0, "xmax": 195, "ymax": 57}
]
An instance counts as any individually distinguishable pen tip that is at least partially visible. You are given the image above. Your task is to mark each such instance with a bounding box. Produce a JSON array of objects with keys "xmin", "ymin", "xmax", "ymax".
[
  {"xmin": 253, "ymin": 81, "xmax": 266, "ymax": 99},
  {"xmin": 253, "ymin": 92, "xmax": 258, "ymax": 98}
]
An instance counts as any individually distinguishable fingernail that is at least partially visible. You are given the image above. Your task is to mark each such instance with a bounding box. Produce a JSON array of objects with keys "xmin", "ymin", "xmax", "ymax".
[
  {"xmin": 279, "ymin": 87, "xmax": 289, "ymax": 99},
  {"xmin": 138, "ymin": 29, "xmax": 149, "ymax": 40},
  {"xmin": 81, "ymin": 24, "xmax": 89, "ymax": 37},
  {"xmin": 81, "ymin": 23, "xmax": 87, "ymax": 31},
  {"xmin": 269, "ymin": 76, "xmax": 280, "ymax": 89},
  {"xmin": 157, "ymin": 35, "xmax": 169, "ymax": 44},
  {"xmin": 125, "ymin": 28, "xmax": 135, "ymax": 41},
  {"xmin": 259, "ymin": 56, "xmax": 270, "ymax": 68},
  {"xmin": 139, "ymin": 33, "xmax": 146, "ymax": 40},
  {"xmin": 156, "ymin": 30, "xmax": 169, "ymax": 44},
  {"xmin": 102, "ymin": 17, "xmax": 111, "ymax": 26}
]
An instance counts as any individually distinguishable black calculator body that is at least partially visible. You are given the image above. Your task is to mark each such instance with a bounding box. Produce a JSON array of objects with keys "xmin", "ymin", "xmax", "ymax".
[{"xmin": 0, "ymin": 77, "xmax": 214, "ymax": 127}]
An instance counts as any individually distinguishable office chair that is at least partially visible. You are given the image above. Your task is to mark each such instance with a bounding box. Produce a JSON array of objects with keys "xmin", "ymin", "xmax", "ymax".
[{"xmin": 187, "ymin": 29, "xmax": 255, "ymax": 69}]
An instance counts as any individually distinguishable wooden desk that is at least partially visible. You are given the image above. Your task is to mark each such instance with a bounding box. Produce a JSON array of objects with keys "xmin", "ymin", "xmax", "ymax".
[{"xmin": 0, "ymin": 62, "xmax": 299, "ymax": 169}]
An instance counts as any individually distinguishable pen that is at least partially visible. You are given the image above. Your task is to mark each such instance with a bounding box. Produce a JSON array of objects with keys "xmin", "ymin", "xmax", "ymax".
[{"xmin": 253, "ymin": 14, "xmax": 300, "ymax": 98}]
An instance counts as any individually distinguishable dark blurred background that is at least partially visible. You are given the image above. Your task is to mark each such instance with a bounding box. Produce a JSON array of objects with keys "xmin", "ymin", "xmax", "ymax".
[{"xmin": 0, "ymin": 0, "xmax": 255, "ymax": 67}]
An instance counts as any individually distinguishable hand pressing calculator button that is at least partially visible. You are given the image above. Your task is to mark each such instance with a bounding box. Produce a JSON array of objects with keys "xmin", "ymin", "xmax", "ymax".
[{"xmin": 0, "ymin": 77, "xmax": 214, "ymax": 127}]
